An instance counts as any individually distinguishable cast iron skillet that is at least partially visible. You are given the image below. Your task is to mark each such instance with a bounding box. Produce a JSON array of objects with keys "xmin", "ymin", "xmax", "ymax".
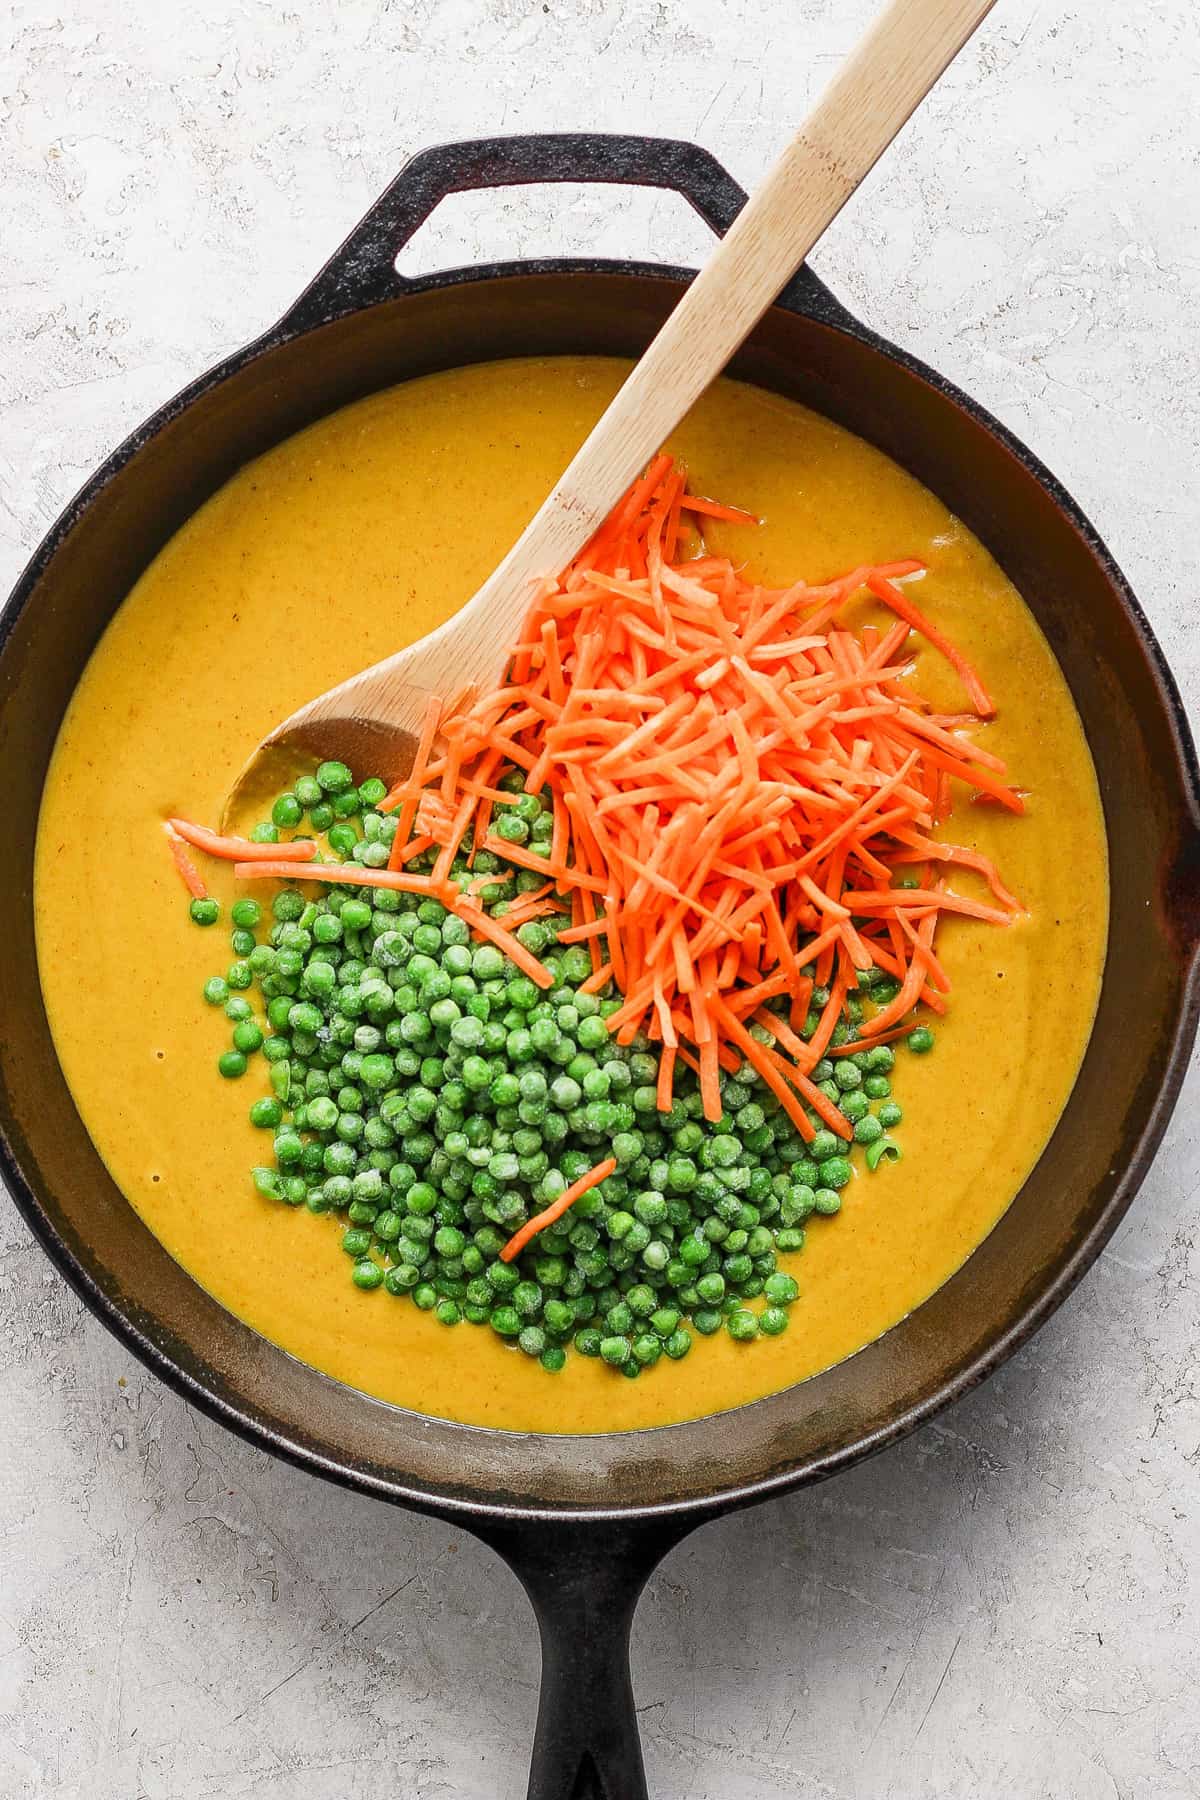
[{"xmin": 3, "ymin": 134, "xmax": 1200, "ymax": 1799}]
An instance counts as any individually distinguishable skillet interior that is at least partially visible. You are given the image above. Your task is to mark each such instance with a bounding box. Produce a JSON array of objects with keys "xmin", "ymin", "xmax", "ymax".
[{"xmin": 3, "ymin": 262, "xmax": 1199, "ymax": 1522}]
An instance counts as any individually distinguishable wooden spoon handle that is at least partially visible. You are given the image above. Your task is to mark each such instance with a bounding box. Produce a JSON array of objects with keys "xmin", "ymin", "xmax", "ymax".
[{"xmin": 457, "ymin": 0, "xmax": 997, "ymax": 660}]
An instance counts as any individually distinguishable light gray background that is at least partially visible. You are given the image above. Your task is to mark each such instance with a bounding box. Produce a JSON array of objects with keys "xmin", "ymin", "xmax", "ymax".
[{"xmin": 3, "ymin": 3, "xmax": 1198, "ymax": 1796}]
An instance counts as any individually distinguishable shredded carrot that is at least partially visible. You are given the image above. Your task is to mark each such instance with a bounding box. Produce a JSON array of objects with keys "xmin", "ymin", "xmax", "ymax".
[
  {"xmin": 656, "ymin": 1045, "xmax": 677, "ymax": 1113},
  {"xmin": 231, "ymin": 860, "xmax": 452, "ymax": 898},
  {"xmin": 498, "ymin": 1156, "xmax": 617, "ymax": 1263},
  {"xmin": 864, "ymin": 573, "xmax": 995, "ymax": 718},
  {"xmin": 578, "ymin": 960, "xmax": 614, "ymax": 994},
  {"xmin": 409, "ymin": 459, "xmax": 1019, "ymax": 1116},
  {"xmin": 697, "ymin": 1037, "xmax": 722, "ymax": 1122},
  {"xmin": 466, "ymin": 868, "xmax": 512, "ymax": 897},
  {"xmin": 163, "ymin": 824, "xmax": 207, "ymax": 898},
  {"xmin": 226, "ymin": 860, "xmax": 554, "ymax": 986},
  {"xmin": 826, "ymin": 1023, "xmax": 913, "ymax": 1055},
  {"xmin": 455, "ymin": 900, "xmax": 555, "ymax": 989},
  {"xmin": 677, "ymin": 493, "xmax": 760, "ymax": 526},
  {"xmin": 168, "ymin": 818, "xmax": 318, "ymax": 863},
  {"xmin": 388, "ymin": 693, "xmax": 442, "ymax": 867}
]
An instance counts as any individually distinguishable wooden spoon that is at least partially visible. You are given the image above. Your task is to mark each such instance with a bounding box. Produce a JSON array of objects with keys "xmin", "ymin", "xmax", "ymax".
[{"xmin": 224, "ymin": 0, "xmax": 997, "ymax": 827}]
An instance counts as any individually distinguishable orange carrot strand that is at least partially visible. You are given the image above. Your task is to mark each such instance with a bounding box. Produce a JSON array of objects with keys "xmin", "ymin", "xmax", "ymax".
[
  {"xmin": 163, "ymin": 824, "xmax": 208, "ymax": 898},
  {"xmin": 499, "ymin": 1157, "xmax": 617, "ymax": 1262}
]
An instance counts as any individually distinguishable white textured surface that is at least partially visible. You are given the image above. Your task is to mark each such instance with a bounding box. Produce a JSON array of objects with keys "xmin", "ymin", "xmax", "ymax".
[{"xmin": 3, "ymin": 3, "xmax": 1200, "ymax": 1795}]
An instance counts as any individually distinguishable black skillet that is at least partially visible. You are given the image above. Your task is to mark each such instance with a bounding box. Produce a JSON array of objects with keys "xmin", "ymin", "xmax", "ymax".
[{"xmin": 3, "ymin": 135, "xmax": 1199, "ymax": 1800}]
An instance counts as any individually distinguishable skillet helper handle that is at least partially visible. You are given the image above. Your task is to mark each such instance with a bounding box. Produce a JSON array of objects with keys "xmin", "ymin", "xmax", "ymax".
[
  {"xmin": 481, "ymin": 1517, "xmax": 687, "ymax": 1800},
  {"xmin": 275, "ymin": 132, "xmax": 845, "ymax": 336}
]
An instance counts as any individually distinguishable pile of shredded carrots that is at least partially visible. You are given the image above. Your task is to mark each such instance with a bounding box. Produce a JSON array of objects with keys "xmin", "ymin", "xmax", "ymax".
[
  {"xmin": 171, "ymin": 454, "xmax": 1023, "ymax": 1144},
  {"xmin": 385, "ymin": 452, "xmax": 1024, "ymax": 1135}
]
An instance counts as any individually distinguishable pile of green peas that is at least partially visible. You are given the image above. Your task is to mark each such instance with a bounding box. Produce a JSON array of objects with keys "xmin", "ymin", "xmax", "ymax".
[{"xmin": 190, "ymin": 761, "xmax": 930, "ymax": 1377}]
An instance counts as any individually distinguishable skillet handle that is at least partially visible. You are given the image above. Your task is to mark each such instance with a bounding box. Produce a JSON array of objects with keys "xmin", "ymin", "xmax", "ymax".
[
  {"xmin": 276, "ymin": 133, "xmax": 852, "ymax": 336},
  {"xmin": 477, "ymin": 1515, "xmax": 691, "ymax": 1800}
]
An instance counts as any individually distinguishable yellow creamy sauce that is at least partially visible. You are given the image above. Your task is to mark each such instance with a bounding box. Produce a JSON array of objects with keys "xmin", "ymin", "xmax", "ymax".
[{"xmin": 35, "ymin": 357, "xmax": 1107, "ymax": 1433}]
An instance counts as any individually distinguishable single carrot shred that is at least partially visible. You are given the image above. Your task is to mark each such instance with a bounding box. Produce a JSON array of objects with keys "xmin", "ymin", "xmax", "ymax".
[
  {"xmin": 389, "ymin": 694, "xmax": 442, "ymax": 867},
  {"xmin": 454, "ymin": 899, "xmax": 555, "ymax": 989},
  {"xmin": 656, "ymin": 1045, "xmax": 677, "ymax": 1114},
  {"xmin": 865, "ymin": 572, "xmax": 996, "ymax": 718},
  {"xmin": 499, "ymin": 1156, "xmax": 617, "ymax": 1262},
  {"xmin": 578, "ymin": 960, "xmax": 614, "ymax": 995},
  {"xmin": 169, "ymin": 818, "xmax": 318, "ymax": 864},
  {"xmin": 231, "ymin": 860, "xmax": 452, "ymax": 898},
  {"xmin": 163, "ymin": 823, "xmax": 208, "ymax": 898},
  {"xmin": 677, "ymin": 493, "xmax": 761, "ymax": 527}
]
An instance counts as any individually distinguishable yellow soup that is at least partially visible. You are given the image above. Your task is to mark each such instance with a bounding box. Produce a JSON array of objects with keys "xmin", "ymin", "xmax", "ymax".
[{"xmin": 34, "ymin": 357, "xmax": 1107, "ymax": 1433}]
